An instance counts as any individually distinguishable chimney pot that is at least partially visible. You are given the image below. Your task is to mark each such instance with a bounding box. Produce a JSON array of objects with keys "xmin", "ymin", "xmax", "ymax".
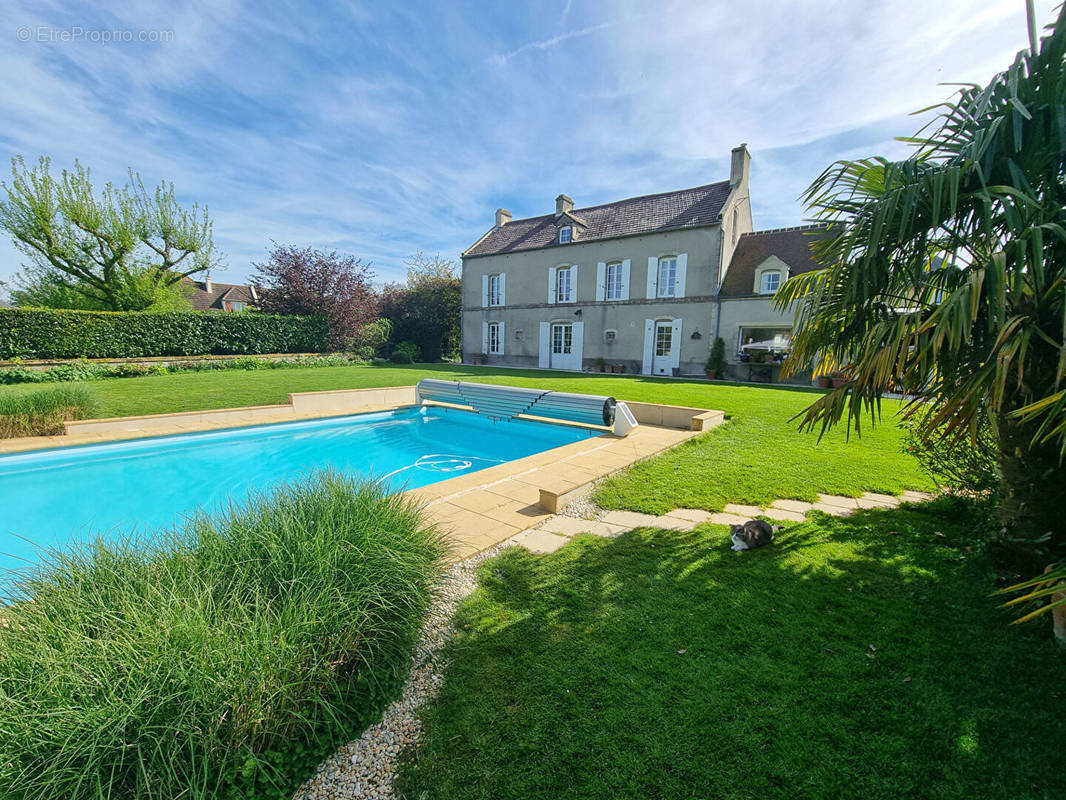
[
  {"xmin": 495, "ymin": 208, "xmax": 512, "ymax": 227},
  {"xmin": 555, "ymin": 194, "xmax": 574, "ymax": 216},
  {"xmin": 730, "ymin": 143, "xmax": 751, "ymax": 189}
]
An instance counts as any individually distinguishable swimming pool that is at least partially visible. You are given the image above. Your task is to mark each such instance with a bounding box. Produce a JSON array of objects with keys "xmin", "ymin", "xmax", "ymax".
[{"xmin": 0, "ymin": 405, "xmax": 593, "ymax": 579}]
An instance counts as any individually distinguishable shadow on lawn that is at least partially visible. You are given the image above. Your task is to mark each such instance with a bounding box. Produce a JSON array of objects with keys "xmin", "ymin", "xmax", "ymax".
[{"xmin": 397, "ymin": 501, "xmax": 1066, "ymax": 800}]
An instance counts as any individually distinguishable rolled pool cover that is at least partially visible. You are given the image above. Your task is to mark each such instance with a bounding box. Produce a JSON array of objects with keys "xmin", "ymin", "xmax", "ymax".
[{"xmin": 415, "ymin": 379, "xmax": 617, "ymax": 427}]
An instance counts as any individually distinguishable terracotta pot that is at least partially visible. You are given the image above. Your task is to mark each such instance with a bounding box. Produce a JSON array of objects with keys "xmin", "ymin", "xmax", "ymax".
[
  {"xmin": 705, "ymin": 370, "xmax": 718, "ymax": 380},
  {"xmin": 816, "ymin": 375, "xmax": 832, "ymax": 389},
  {"xmin": 831, "ymin": 375, "xmax": 848, "ymax": 389}
]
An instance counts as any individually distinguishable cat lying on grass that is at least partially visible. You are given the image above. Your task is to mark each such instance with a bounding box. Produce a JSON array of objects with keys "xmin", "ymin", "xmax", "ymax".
[{"xmin": 729, "ymin": 520, "xmax": 780, "ymax": 551}]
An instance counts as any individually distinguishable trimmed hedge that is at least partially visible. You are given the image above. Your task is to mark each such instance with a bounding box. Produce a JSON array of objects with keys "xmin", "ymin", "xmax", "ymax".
[{"xmin": 0, "ymin": 308, "xmax": 330, "ymax": 359}]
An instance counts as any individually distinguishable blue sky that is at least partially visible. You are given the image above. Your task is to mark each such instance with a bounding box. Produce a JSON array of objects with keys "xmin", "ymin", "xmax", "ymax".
[{"xmin": 0, "ymin": 0, "xmax": 1055, "ymax": 293}]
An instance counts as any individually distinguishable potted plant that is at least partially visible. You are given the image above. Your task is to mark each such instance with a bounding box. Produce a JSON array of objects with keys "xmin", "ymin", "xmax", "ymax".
[
  {"xmin": 705, "ymin": 337, "xmax": 726, "ymax": 379},
  {"xmin": 612, "ymin": 363, "xmax": 626, "ymax": 374},
  {"xmin": 595, "ymin": 356, "xmax": 607, "ymax": 373},
  {"xmin": 831, "ymin": 371, "xmax": 849, "ymax": 389},
  {"xmin": 816, "ymin": 374, "xmax": 832, "ymax": 389},
  {"xmin": 473, "ymin": 352, "xmax": 487, "ymax": 366}
]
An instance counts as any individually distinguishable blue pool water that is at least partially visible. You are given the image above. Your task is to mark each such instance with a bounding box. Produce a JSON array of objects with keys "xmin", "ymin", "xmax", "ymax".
[{"xmin": 0, "ymin": 405, "xmax": 592, "ymax": 581}]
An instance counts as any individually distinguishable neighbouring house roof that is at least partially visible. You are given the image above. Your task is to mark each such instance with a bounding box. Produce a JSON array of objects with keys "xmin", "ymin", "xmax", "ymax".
[
  {"xmin": 184, "ymin": 278, "xmax": 258, "ymax": 311},
  {"xmin": 719, "ymin": 225, "xmax": 831, "ymax": 297},
  {"xmin": 464, "ymin": 181, "xmax": 734, "ymax": 258}
]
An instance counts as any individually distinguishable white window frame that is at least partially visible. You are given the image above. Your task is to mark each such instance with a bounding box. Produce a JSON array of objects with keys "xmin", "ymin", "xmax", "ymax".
[
  {"xmin": 759, "ymin": 270, "xmax": 782, "ymax": 295},
  {"xmin": 558, "ymin": 226, "xmax": 572, "ymax": 244},
  {"xmin": 228, "ymin": 301, "xmax": 246, "ymax": 312},
  {"xmin": 605, "ymin": 261, "xmax": 623, "ymax": 301},
  {"xmin": 657, "ymin": 256, "xmax": 678, "ymax": 298},
  {"xmin": 551, "ymin": 322, "xmax": 573, "ymax": 355},
  {"xmin": 487, "ymin": 322, "xmax": 502, "ymax": 354},
  {"xmin": 488, "ymin": 273, "xmax": 502, "ymax": 306},
  {"xmin": 556, "ymin": 266, "xmax": 573, "ymax": 303}
]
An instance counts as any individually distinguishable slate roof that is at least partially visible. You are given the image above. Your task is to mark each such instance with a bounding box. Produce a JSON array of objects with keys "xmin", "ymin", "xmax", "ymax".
[
  {"xmin": 464, "ymin": 181, "xmax": 734, "ymax": 258},
  {"xmin": 184, "ymin": 278, "xmax": 257, "ymax": 311},
  {"xmin": 719, "ymin": 225, "xmax": 831, "ymax": 296}
]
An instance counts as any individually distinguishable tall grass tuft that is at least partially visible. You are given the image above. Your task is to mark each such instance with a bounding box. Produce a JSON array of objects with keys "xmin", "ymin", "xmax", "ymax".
[
  {"xmin": 0, "ymin": 472, "xmax": 447, "ymax": 799},
  {"xmin": 0, "ymin": 384, "xmax": 97, "ymax": 437}
]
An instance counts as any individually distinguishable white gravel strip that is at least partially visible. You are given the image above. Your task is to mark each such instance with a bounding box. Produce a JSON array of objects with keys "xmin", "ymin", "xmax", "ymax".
[{"xmin": 291, "ymin": 543, "xmax": 509, "ymax": 800}]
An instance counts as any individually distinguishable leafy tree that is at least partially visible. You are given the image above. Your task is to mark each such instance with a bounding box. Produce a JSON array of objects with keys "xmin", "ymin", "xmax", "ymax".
[
  {"xmin": 9, "ymin": 262, "xmax": 193, "ymax": 311},
  {"xmin": 0, "ymin": 156, "xmax": 217, "ymax": 311},
  {"xmin": 385, "ymin": 251, "xmax": 461, "ymax": 362},
  {"xmin": 777, "ymin": 7, "xmax": 1066, "ymax": 567},
  {"xmin": 251, "ymin": 243, "xmax": 376, "ymax": 350}
]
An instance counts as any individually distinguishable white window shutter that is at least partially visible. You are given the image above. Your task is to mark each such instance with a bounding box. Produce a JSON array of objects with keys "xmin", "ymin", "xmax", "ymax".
[
  {"xmin": 670, "ymin": 318, "xmax": 683, "ymax": 368},
  {"xmin": 538, "ymin": 322, "xmax": 550, "ymax": 368},
  {"xmin": 548, "ymin": 267, "xmax": 557, "ymax": 304},
  {"xmin": 596, "ymin": 262, "xmax": 606, "ymax": 301},
  {"xmin": 621, "ymin": 259, "xmax": 631, "ymax": 300},
  {"xmin": 646, "ymin": 257, "xmax": 658, "ymax": 299},
  {"xmin": 572, "ymin": 321, "xmax": 584, "ymax": 367},
  {"xmin": 641, "ymin": 319, "xmax": 655, "ymax": 375},
  {"xmin": 481, "ymin": 275, "xmax": 489, "ymax": 307},
  {"xmin": 499, "ymin": 273, "xmax": 506, "ymax": 306},
  {"xmin": 675, "ymin": 253, "xmax": 688, "ymax": 298},
  {"xmin": 498, "ymin": 321, "xmax": 505, "ymax": 356},
  {"xmin": 570, "ymin": 264, "xmax": 578, "ymax": 300},
  {"xmin": 481, "ymin": 321, "xmax": 488, "ymax": 354}
]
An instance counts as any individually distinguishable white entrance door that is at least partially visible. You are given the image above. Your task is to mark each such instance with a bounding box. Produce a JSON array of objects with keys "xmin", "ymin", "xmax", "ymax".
[
  {"xmin": 540, "ymin": 321, "xmax": 583, "ymax": 370},
  {"xmin": 652, "ymin": 320, "xmax": 674, "ymax": 375},
  {"xmin": 643, "ymin": 318, "xmax": 682, "ymax": 376}
]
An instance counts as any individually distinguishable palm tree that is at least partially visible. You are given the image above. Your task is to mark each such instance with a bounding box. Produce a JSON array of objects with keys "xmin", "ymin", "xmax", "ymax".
[{"xmin": 777, "ymin": 6, "xmax": 1066, "ymax": 567}]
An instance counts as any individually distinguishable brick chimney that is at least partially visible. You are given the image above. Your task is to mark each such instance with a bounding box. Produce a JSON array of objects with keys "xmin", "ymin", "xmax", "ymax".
[
  {"xmin": 555, "ymin": 194, "xmax": 574, "ymax": 217},
  {"xmin": 495, "ymin": 208, "xmax": 512, "ymax": 227},
  {"xmin": 730, "ymin": 143, "xmax": 751, "ymax": 190}
]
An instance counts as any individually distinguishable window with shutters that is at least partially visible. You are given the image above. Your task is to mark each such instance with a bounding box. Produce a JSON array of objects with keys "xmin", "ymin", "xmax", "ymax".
[
  {"xmin": 556, "ymin": 266, "xmax": 573, "ymax": 303},
  {"xmin": 657, "ymin": 256, "xmax": 677, "ymax": 297},
  {"xmin": 487, "ymin": 274, "xmax": 502, "ymax": 306},
  {"xmin": 605, "ymin": 261, "xmax": 623, "ymax": 300},
  {"xmin": 487, "ymin": 322, "xmax": 502, "ymax": 354}
]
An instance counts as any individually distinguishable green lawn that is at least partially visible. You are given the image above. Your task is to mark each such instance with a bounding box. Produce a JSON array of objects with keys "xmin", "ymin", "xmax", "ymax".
[
  {"xmin": 396, "ymin": 501, "xmax": 1066, "ymax": 800},
  {"xmin": 0, "ymin": 364, "xmax": 932, "ymax": 510}
]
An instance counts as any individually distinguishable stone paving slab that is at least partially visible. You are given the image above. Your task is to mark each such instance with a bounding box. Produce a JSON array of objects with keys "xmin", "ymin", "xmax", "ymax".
[
  {"xmin": 759, "ymin": 507, "xmax": 808, "ymax": 523},
  {"xmin": 666, "ymin": 508, "xmax": 715, "ymax": 523},
  {"xmin": 817, "ymin": 494, "xmax": 861, "ymax": 509},
  {"xmin": 811, "ymin": 502, "xmax": 854, "ymax": 517},
  {"xmin": 722, "ymin": 503, "xmax": 763, "ymax": 517},
  {"xmin": 509, "ymin": 529, "xmax": 570, "ymax": 554},
  {"xmin": 770, "ymin": 499, "xmax": 815, "ymax": 513},
  {"xmin": 708, "ymin": 512, "xmax": 751, "ymax": 526},
  {"xmin": 599, "ymin": 510, "xmax": 668, "ymax": 529}
]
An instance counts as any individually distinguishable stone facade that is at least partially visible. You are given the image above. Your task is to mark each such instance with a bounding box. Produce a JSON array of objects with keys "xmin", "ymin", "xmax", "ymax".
[{"xmin": 460, "ymin": 145, "xmax": 822, "ymax": 383}]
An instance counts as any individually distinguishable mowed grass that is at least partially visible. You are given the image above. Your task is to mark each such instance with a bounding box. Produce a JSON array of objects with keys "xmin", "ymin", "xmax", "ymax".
[
  {"xmin": 396, "ymin": 501, "xmax": 1066, "ymax": 800},
  {"xmin": 0, "ymin": 364, "xmax": 932, "ymax": 510}
]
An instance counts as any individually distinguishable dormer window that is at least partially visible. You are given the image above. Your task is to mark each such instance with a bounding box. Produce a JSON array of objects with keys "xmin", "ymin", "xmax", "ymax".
[
  {"xmin": 558, "ymin": 226, "xmax": 572, "ymax": 244},
  {"xmin": 759, "ymin": 270, "xmax": 782, "ymax": 294}
]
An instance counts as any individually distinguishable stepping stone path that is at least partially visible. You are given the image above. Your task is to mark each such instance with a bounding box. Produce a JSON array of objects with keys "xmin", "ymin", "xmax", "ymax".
[{"xmin": 510, "ymin": 490, "xmax": 936, "ymax": 553}]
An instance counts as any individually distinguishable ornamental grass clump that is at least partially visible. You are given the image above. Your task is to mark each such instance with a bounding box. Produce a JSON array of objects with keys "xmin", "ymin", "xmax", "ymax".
[
  {"xmin": 0, "ymin": 472, "xmax": 447, "ymax": 800},
  {"xmin": 0, "ymin": 383, "xmax": 97, "ymax": 437}
]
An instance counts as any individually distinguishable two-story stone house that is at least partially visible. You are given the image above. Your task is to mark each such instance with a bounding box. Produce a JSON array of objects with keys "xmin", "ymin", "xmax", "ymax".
[{"xmin": 461, "ymin": 145, "xmax": 824, "ymax": 381}]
